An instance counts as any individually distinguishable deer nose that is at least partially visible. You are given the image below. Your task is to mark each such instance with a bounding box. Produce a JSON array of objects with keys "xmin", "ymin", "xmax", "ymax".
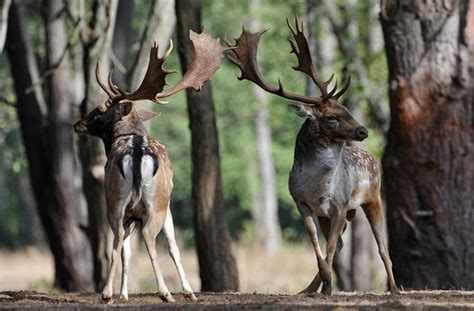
[{"xmin": 356, "ymin": 126, "xmax": 368, "ymax": 140}]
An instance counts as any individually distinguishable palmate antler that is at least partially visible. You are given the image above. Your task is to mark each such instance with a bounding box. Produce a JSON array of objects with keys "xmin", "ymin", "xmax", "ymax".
[
  {"xmin": 97, "ymin": 30, "xmax": 224, "ymax": 106},
  {"xmin": 225, "ymin": 17, "xmax": 350, "ymax": 106}
]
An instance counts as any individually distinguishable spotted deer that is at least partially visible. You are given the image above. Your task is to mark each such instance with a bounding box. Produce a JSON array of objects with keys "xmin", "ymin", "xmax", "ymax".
[
  {"xmin": 74, "ymin": 31, "xmax": 224, "ymax": 302},
  {"xmin": 225, "ymin": 18, "xmax": 398, "ymax": 295}
]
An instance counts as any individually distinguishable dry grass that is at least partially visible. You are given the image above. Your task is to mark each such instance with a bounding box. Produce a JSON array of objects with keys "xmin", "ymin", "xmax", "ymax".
[{"xmin": 0, "ymin": 242, "xmax": 317, "ymax": 294}]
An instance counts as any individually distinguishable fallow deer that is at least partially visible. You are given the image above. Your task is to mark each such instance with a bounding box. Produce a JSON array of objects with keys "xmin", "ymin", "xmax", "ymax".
[
  {"xmin": 225, "ymin": 18, "xmax": 399, "ymax": 295},
  {"xmin": 74, "ymin": 31, "xmax": 224, "ymax": 302}
]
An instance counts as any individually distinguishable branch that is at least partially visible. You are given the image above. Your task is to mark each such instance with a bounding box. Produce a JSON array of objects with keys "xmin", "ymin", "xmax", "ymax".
[
  {"xmin": 0, "ymin": 0, "xmax": 12, "ymax": 53},
  {"xmin": 0, "ymin": 94, "xmax": 15, "ymax": 106},
  {"xmin": 127, "ymin": 0, "xmax": 176, "ymax": 90}
]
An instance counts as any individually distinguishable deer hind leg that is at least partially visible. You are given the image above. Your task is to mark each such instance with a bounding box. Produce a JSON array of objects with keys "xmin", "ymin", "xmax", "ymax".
[
  {"xmin": 301, "ymin": 216, "xmax": 346, "ymax": 294},
  {"xmin": 296, "ymin": 203, "xmax": 330, "ymax": 294},
  {"xmin": 142, "ymin": 219, "xmax": 175, "ymax": 302},
  {"xmin": 163, "ymin": 204, "xmax": 197, "ymax": 301},
  {"xmin": 362, "ymin": 201, "xmax": 399, "ymax": 293},
  {"xmin": 102, "ymin": 197, "xmax": 128, "ymax": 302},
  {"xmin": 119, "ymin": 227, "xmax": 132, "ymax": 301}
]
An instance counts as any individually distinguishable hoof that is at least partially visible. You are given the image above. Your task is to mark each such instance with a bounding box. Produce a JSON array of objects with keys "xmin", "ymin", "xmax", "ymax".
[
  {"xmin": 390, "ymin": 287, "xmax": 400, "ymax": 294},
  {"xmin": 119, "ymin": 294, "xmax": 129, "ymax": 302},
  {"xmin": 161, "ymin": 292, "xmax": 175, "ymax": 303},
  {"xmin": 321, "ymin": 281, "xmax": 332, "ymax": 296},
  {"xmin": 184, "ymin": 292, "xmax": 197, "ymax": 302},
  {"xmin": 101, "ymin": 294, "xmax": 113, "ymax": 304}
]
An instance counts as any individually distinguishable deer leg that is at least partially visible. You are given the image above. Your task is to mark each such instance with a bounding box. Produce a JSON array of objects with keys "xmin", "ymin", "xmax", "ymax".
[
  {"xmin": 102, "ymin": 197, "xmax": 128, "ymax": 302},
  {"xmin": 362, "ymin": 201, "xmax": 399, "ymax": 293},
  {"xmin": 142, "ymin": 222, "xmax": 175, "ymax": 302},
  {"xmin": 102, "ymin": 217, "xmax": 126, "ymax": 300},
  {"xmin": 163, "ymin": 205, "xmax": 197, "ymax": 301},
  {"xmin": 321, "ymin": 211, "xmax": 347, "ymax": 295},
  {"xmin": 119, "ymin": 228, "xmax": 132, "ymax": 301},
  {"xmin": 302, "ymin": 217, "xmax": 345, "ymax": 293},
  {"xmin": 297, "ymin": 204, "xmax": 330, "ymax": 294}
]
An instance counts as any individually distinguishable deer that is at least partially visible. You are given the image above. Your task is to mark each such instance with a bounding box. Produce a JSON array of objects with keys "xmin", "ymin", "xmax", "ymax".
[
  {"xmin": 74, "ymin": 30, "xmax": 224, "ymax": 302},
  {"xmin": 225, "ymin": 17, "xmax": 399, "ymax": 295}
]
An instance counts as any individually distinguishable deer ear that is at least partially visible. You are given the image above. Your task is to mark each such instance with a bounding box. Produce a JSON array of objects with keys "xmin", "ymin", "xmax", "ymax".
[
  {"xmin": 288, "ymin": 103, "xmax": 315, "ymax": 120},
  {"xmin": 137, "ymin": 108, "xmax": 161, "ymax": 121},
  {"xmin": 121, "ymin": 101, "xmax": 133, "ymax": 116}
]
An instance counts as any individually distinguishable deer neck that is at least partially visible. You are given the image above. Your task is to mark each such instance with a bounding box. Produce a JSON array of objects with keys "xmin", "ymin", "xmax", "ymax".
[
  {"xmin": 102, "ymin": 109, "xmax": 148, "ymax": 154},
  {"xmin": 294, "ymin": 120, "xmax": 346, "ymax": 176}
]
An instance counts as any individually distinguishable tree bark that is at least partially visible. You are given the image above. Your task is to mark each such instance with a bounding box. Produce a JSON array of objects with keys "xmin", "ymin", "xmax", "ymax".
[
  {"xmin": 6, "ymin": 0, "xmax": 93, "ymax": 291},
  {"xmin": 111, "ymin": 0, "xmax": 134, "ymax": 88},
  {"xmin": 381, "ymin": 0, "xmax": 473, "ymax": 289},
  {"xmin": 78, "ymin": 0, "xmax": 118, "ymax": 291},
  {"xmin": 175, "ymin": 0, "xmax": 239, "ymax": 292},
  {"xmin": 0, "ymin": 0, "xmax": 11, "ymax": 52},
  {"xmin": 248, "ymin": 0, "xmax": 282, "ymax": 255}
]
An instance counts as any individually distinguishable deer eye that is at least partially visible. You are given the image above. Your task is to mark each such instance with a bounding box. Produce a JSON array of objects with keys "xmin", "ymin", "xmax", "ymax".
[{"xmin": 326, "ymin": 116, "xmax": 337, "ymax": 122}]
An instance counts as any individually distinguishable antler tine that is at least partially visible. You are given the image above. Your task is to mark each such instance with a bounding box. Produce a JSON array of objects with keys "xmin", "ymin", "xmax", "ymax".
[
  {"xmin": 107, "ymin": 66, "xmax": 123, "ymax": 96},
  {"xmin": 163, "ymin": 39, "xmax": 173, "ymax": 60},
  {"xmin": 225, "ymin": 26, "xmax": 324, "ymax": 106},
  {"xmin": 154, "ymin": 30, "xmax": 224, "ymax": 99},
  {"xmin": 95, "ymin": 61, "xmax": 116, "ymax": 99},
  {"xmin": 287, "ymin": 16, "xmax": 336, "ymax": 100},
  {"xmin": 334, "ymin": 76, "xmax": 351, "ymax": 99}
]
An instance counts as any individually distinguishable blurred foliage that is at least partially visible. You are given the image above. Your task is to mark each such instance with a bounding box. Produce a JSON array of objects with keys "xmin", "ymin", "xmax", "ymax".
[{"xmin": 0, "ymin": 0, "xmax": 388, "ymax": 247}]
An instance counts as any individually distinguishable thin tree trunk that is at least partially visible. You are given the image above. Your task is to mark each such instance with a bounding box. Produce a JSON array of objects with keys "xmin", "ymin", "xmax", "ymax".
[
  {"xmin": 79, "ymin": 0, "xmax": 118, "ymax": 291},
  {"xmin": 249, "ymin": 0, "xmax": 282, "ymax": 255},
  {"xmin": 350, "ymin": 211, "xmax": 373, "ymax": 291},
  {"xmin": 381, "ymin": 0, "xmax": 473, "ymax": 289},
  {"xmin": 6, "ymin": 0, "xmax": 93, "ymax": 291},
  {"xmin": 175, "ymin": 0, "xmax": 239, "ymax": 292},
  {"xmin": 16, "ymin": 171, "xmax": 43, "ymax": 245}
]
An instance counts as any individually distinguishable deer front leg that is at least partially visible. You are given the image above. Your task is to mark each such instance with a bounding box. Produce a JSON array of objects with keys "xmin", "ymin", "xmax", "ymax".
[
  {"xmin": 297, "ymin": 203, "xmax": 330, "ymax": 294},
  {"xmin": 301, "ymin": 216, "xmax": 345, "ymax": 293},
  {"xmin": 163, "ymin": 205, "xmax": 197, "ymax": 301},
  {"xmin": 321, "ymin": 210, "xmax": 347, "ymax": 295}
]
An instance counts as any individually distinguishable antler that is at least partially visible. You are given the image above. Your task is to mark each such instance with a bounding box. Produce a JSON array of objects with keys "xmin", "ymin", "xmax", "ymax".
[
  {"xmin": 225, "ymin": 17, "xmax": 351, "ymax": 106},
  {"xmin": 96, "ymin": 30, "xmax": 224, "ymax": 105}
]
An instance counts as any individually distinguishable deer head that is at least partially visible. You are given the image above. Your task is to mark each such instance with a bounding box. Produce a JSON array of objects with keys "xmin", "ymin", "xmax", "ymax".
[
  {"xmin": 225, "ymin": 17, "xmax": 368, "ymax": 142},
  {"xmin": 74, "ymin": 30, "xmax": 224, "ymax": 138}
]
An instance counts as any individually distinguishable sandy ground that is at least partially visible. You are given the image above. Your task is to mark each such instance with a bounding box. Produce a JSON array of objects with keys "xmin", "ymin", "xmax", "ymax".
[
  {"xmin": 0, "ymin": 290, "xmax": 473, "ymax": 310},
  {"xmin": 0, "ymin": 243, "xmax": 327, "ymax": 293},
  {"xmin": 0, "ymin": 245, "xmax": 473, "ymax": 309}
]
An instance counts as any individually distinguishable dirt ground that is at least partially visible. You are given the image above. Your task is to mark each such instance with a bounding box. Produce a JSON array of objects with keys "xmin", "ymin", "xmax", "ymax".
[{"xmin": 0, "ymin": 290, "xmax": 473, "ymax": 310}]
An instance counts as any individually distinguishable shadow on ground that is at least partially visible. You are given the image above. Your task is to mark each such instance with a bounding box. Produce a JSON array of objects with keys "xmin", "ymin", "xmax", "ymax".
[{"xmin": 0, "ymin": 290, "xmax": 473, "ymax": 310}]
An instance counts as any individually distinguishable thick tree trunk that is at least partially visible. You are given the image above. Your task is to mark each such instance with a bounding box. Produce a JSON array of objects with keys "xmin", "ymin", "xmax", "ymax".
[
  {"xmin": 111, "ymin": 0, "xmax": 134, "ymax": 88},
  {"xmin": 6, "ymin": 0, "xmax": 93, "ymax": 291},
  {"xmin": 175, "ymin": 0, "xmax": 239, "ymax": 292},
  {"xmin": 381, "ymin": 0, "xmax": 473, "ymax": 289}
]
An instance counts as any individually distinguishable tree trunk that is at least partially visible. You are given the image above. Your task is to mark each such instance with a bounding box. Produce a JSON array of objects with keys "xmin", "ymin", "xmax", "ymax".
[
  {"xmin": 0, "ymin": 0, "xmax": 11, "ymax": 52},
  {"xmin": 248, "ymin": 0, "xmax": 282, "ymax": 255},
  {"xmin": 79, "ymin": 0, "xmax": 118, "ymax": 291},
  {"xmin": 6, "ymin": 0, "xmax": 93, "ymax": 291},
  {"xmin": 111, "ymin": 0, "xmax": 134, "ymax": 88},
  {"xmin": 381, "ymin": 0, "xmax": 473, "ymax": 289},
  {"xmin": 175, "ymin": 0, "xmax": 239, "ymax": 292}
]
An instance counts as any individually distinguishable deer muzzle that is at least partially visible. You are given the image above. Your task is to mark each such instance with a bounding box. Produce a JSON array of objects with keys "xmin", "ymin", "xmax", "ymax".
[
  {"xmin": 74, "ymin": 120, "xmax": 88, "ymax": 134},
  {"xmin": 355, "ymin": 126, "xmax": 368, "ymax": 141}
]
